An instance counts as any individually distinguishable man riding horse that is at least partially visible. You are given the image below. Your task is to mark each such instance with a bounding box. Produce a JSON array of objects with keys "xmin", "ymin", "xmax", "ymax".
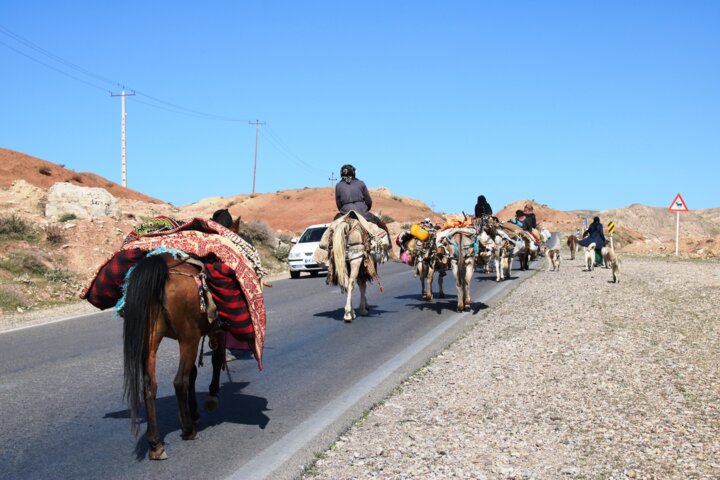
[{"xmin": 335, "ymin": 164, "xmax": 389, "ymax": 237}]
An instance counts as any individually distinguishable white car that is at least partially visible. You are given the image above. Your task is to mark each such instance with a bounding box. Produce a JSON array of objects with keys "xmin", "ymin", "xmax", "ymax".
[{"xmin": 287, "ymin": 223, "xmax": 329, "ymax": 279}]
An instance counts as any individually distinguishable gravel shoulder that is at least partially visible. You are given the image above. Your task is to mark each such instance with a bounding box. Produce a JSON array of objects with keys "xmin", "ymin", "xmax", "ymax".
[{"xmin": 304, "ymin": 254, "xmax": 720, "ymax": 479}]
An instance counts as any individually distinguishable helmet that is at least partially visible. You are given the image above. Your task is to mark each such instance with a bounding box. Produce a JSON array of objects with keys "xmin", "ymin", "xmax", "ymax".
[{"xmin": 340, "ymin": 164, "xmax": 356, "ymax": 178}]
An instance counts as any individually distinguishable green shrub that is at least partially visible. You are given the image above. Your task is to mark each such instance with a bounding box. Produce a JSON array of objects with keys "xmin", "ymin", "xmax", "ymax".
[
  {"xmin": 0, "ymin": 251, "xmax": 49, "ymax": 275},
  {"xmin": 0, "ymin": 214, "xmax": 35, "ymax": 241},
  {"xmin": 59, "ymin": 213, "xmax": 77, "ymax": 223}
]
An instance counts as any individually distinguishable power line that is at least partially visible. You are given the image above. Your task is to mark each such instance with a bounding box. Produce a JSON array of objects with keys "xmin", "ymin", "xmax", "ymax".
[{"xmin": 0, "ymin": 24, "xmax": 250, "ymax": 123}]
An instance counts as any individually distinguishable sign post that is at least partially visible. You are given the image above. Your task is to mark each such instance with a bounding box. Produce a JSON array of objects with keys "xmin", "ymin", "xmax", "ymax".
[
  {"xmin": 608, "ymin": 221, "xmax": 615, "ymax": 250},
  {"xmin": 668, "ymin": 193, "xmax": 689, "ymax": 256}
]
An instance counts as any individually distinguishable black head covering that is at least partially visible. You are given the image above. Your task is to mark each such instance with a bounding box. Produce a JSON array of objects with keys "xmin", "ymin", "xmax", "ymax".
[
  {"xmin": 593, "ymin": 216, "xmax": 600, "ymax": 223},
  {"xmin": 212, "ymin": 209, "xmax": 233, "ymax": 228},
  {"xmin": 340, "ymin": 164, "xmax": 356, "ymax": 183}
]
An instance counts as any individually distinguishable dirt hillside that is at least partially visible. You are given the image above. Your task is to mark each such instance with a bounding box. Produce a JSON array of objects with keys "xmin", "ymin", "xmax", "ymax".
[{"xmin": 1, "ymin": 148, "xmax": 718, "ymax": 314}]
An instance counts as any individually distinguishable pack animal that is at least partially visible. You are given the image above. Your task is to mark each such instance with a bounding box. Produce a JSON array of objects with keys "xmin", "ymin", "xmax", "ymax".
[
  {"xmin": 567, "ymin": 234, "xmax": 579, "ymax": 260},
  {"xmin": 123, "ymin": 253, "xmax": 228, "ymax": 460},
  {"xmin": 413, "ymin": 230, "xmax": 446, "ymax": 302},
  {"xmin": 327, "ymin": 215, "xmax": 387, "ymax": 322},
  {"xmin": 436, "ymin": 227, "xmax": 477, "ymax": 311}
]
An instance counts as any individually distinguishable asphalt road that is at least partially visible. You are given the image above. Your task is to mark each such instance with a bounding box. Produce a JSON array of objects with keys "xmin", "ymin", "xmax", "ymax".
[{"xmin": 0, "ymin": 260, "xmax": 536, "ymax": 480}]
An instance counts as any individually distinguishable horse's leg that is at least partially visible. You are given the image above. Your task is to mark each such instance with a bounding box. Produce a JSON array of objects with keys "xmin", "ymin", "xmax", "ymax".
[
  {"xmin": 437, "ymin": 265, "xmax": 445, "ymax": 298},
  {"xmin": 463, "ymin": 258, "xmax": 473, "ymax": 311},
  {"xmin": 144, "ymin": 323, "xmax": 167, "ymax": 460},
  {"xmin": 417, "ymin": 262, "xmax": 427, "ymax": 300},
  {"xmin": 426, "ymin": 263, "xmax": 434, "ymax": 302},
  {"xmin": 358, "ymin": 277, "xmax": 369, "ymax": 316},
  {"xmin": 344, "ymin": 259, "xmax": 361, "ymax": 322},
  {"xmin": 174, "ymin": 339, "xmax": 200, "ymax": 440},
  {"xmin": 205, "ymin": 333, "xmax": 223, "ymax": 413},
  {"xmin": 188, "ymin": 363, "xmax": 199, "ymax": 423}
]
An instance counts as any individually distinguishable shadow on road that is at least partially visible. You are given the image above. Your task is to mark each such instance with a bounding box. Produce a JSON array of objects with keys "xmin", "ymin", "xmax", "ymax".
[{"xmin": 103, "ymin": 381, "xmax": 270, "ymax": 460}]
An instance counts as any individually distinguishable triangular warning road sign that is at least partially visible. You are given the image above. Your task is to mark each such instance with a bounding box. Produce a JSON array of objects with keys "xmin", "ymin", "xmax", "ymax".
[{"xmin": 668, "ymin": 193, "xmax": 689, "ymax": 212}]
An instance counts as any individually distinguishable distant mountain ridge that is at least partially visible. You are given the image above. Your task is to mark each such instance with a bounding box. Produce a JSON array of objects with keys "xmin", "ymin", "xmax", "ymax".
[{"xmin": 1, "ymin": 147, "xmax": 718, "ymax": 251}]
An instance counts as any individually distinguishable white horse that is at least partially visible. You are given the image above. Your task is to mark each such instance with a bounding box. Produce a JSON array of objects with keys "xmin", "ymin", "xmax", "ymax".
[{"xmin": 328, "ymin": 216, "xmax": 388, "ymax": 322}]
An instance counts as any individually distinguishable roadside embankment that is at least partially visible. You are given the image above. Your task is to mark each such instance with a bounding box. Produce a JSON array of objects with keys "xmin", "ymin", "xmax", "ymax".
[{"xmin": 304, "ymin": 255, "xmax": 720, "ymax": 479}]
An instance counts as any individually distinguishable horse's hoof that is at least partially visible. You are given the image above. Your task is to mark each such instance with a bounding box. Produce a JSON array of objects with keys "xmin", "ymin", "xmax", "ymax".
[
  {"xmin": 359, "ymin": 309, "xmax": 369, "ymax": 316},
  {"xmin": 463, "ymin": 305, "xmax": 471, "ymax": 312},
  {"xmin": 344, "ymin": 317, "xmax": 353, "ymax": 323},
  {"xmin": 181, "ymin": 430, "xmax": 197, "ymax": 441},
  {"xmin": 205, "ymin": 395, "xmax": 219, "ymax": 413},
  {"xmin": 149, "ymin": 447, "xmax": 168, "ymax": 460}
]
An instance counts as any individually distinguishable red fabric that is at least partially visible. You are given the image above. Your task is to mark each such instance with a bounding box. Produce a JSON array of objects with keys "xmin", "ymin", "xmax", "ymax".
[
  {"xmin": 80, "ymin": 218, "xmax": 266, "ymax": 369},
  {"xmin": 82, "ymin": 248, "xmax": 146, "ymax": 310},
  {"xmin": 204, "ymin": 260, "xmax": 253, "ymax": 340}
]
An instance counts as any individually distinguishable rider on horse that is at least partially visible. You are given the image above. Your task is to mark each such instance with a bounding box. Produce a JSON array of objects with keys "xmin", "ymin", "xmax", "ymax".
[{"xmin": 334, "ymin": 164, "xmax": 390, "ymax": 236}]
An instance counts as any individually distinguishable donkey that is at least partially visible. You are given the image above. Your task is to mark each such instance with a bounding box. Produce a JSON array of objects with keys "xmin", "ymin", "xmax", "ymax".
[{"xmin": 436, "ymin": 227, "xmax": 477, "ymax": 312}]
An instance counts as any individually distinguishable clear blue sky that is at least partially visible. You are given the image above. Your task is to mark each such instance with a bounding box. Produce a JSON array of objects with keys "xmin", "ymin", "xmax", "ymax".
[{"xmin": 1, "ymin": 1, "xmax": 718, "ymax": 214}]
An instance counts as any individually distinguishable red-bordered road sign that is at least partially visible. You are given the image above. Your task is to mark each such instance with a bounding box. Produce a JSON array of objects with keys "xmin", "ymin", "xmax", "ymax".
[{"xmin": 668, "ymin": 193, "xmax": 689, "ymax": 212}]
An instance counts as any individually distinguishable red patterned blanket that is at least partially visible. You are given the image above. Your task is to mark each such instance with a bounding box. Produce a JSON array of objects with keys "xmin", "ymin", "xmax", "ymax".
[{"xmin": 80, "ymin": 218, "xmax": 266, "ymax": 369}]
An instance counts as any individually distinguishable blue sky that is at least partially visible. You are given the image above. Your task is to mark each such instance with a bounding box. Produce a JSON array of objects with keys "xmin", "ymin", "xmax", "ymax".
[{"xmin": 1, "ymin": 1, "xmax": 718, "ymax": 214}]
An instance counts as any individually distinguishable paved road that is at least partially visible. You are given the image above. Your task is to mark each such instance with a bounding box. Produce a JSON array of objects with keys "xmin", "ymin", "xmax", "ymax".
[{"xmin": 0, "ymin": 260, "xmax": 536, "ymax": 480}]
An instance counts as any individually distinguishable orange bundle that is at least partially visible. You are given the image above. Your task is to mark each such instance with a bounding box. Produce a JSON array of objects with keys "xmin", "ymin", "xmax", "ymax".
[{"xmin": 440, "ymin": 218, "xmax": 473, "ymax": 230}]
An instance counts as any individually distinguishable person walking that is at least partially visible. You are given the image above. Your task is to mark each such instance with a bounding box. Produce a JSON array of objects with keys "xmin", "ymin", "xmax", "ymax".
[
  {"xmin": 579, "ymin": 216, "xmax": 606, "ymax": 266},
  {"xmin": 474, "ymin": 195, "xmax": 493, "ymax": 217}
]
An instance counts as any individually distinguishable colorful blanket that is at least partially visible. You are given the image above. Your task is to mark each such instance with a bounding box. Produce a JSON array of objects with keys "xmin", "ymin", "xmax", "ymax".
[{"xmin": 80, "ymin": 218, "xmax": 266, "ymax": 369}]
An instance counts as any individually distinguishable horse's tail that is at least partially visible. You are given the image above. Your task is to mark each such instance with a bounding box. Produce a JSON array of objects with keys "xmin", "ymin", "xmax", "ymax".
[
  {"xmin": 123, "ymin": 253, "xmax": 168, "ymax": 435},
  {"xmin": 332, "ymin": 221, "xmax": 350, "ymax": 286}
]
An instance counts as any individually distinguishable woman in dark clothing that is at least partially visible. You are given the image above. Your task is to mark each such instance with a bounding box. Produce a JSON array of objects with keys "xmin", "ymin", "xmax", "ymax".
[
  {"xmin": 474, "ymin": 195, "xmax": 493, "ymax": 217},
  {"xmin": 522, "ymin": 204, "xmax": 537, "ymax": 232},
  {"xmin": 578, "ymin": 216, "xmax": 606, "ymax": 265}
]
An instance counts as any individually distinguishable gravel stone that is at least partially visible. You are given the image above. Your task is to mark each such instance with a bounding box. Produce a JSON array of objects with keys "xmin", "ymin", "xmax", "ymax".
[{"xmin": 304, "ymin": 256, "xmax": 720, "ymax": 479}]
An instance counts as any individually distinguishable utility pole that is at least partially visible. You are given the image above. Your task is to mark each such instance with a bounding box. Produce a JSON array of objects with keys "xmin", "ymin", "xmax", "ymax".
[
  {"xmin": 329, "ymin": 172, "xmax": 337, "ymax": 187},
  {"xmin": 249, "ymin": 120, "xmax": 266, "ymax": 194},
  {"xmin": 110, "ymin": 89, "xmax": 135, "ymax": 187}
]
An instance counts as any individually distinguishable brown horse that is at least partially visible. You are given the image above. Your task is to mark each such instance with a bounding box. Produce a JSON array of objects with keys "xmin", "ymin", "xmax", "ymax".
[
  {"xmin": 567, "ymin": 234, "xmax": 579, "ymax": 260},
  {"xmin": 123, "ymin": 252, "xmax": 226, "ymax": 460}
]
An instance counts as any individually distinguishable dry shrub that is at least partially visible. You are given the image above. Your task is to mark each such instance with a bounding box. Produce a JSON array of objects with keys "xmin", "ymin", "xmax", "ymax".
[
  {"xmin": 0, "ymin": 214, "xmax": 35, "ymax": 241},
  {"xmin": 238, "ymin": 220, "xmax": 274, "ymax": 246},
  {"xmin": 45, "ymin": 225, "xmax": 65, "ymax": 245},
  {"xmin": 0, "ymin": 250, "xmax": 49, "ymax": 275},
  {"xmin": 38, "ymin": 166, "xmax": 52, "ymax": 176}
]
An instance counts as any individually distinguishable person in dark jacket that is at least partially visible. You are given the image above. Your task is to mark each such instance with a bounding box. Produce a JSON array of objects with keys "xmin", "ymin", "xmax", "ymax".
[
  {"xmin": 474, "ymin": 195, "xmax": 493, "ymax": 217},
  {"xmin": 334, "ymin": 164, "xmax": 389, "ymax": 234},
  {"xmin": 522, "ymin": 204, "xmax": 537, "ymax": 232},
  {"xmin": 578, "ymin": 216, "xmax": 606, "ymax": 266}
]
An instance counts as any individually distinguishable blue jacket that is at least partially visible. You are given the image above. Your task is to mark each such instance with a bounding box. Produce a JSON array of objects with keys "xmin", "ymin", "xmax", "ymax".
[{"xmin": 579, "ymin": 221, "xmax": 605, "ymax": 249}]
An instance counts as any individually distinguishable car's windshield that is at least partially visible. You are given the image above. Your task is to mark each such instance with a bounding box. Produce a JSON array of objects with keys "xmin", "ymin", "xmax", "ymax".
[{"xmin": 298, "ymin": 227, "xmax": 327, "ymax": 243}]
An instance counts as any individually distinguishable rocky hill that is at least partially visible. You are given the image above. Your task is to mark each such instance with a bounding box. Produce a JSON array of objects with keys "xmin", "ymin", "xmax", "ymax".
[{"xmin": 1, "ymin": 148, "xmax": 718, "ymax": 314}]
